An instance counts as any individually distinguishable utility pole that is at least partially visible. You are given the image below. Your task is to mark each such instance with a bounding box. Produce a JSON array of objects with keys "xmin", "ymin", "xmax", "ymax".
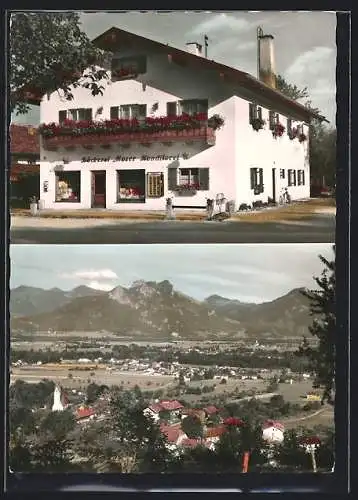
[
  {"xmin": 204, "ymin": 34, "xmax": 209, "ymax": 58},
  {"xmin": 257, "ymin": 26, "xmax": 264, "ymax": 79}
]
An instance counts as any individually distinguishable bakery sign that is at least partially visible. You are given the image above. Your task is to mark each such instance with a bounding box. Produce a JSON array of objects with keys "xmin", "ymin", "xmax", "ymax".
[{"xmin": 81, "ymin": 153, "xmax": 190, "ymax": 163}]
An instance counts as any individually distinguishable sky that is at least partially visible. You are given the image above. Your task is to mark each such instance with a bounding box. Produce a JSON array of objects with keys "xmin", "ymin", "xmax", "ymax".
[
  {"xmin": 10, "ymin": 244, "xmax": 334, "ymax": 304},
  {"xmin": 11, "ymin": 10, "xmax": 336, "ymax": 126}
]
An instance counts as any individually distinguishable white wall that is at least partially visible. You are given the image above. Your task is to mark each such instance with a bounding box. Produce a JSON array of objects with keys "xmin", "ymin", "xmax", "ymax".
[{"xmin": 234, "ymin": 99, "xmax": 310, "ymax": 206}]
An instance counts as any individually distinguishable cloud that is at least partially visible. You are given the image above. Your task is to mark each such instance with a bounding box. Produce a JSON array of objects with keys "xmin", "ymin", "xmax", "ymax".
[
  {"xmin": 189, "ymin": 13, "xmax": 252, "ymax": 36},
  {"xmin": 60, "ymin": 269, "xmax": 118, "ymax": 281},
  {"xmin": 286, "ymin": 46, "xmax": 335, "ymax": 79}
]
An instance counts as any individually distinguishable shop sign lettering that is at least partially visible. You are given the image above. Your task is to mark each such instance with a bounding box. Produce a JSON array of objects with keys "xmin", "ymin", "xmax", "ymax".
[{"xmin": 81, "ymin": 153, "xmax": 189, "ymax": 163}]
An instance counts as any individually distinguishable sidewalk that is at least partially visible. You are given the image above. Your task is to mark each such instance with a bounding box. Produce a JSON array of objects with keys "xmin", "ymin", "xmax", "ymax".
[{"xmin": 10, "ymin": 198, "xmax": 335, "ymax": 224}]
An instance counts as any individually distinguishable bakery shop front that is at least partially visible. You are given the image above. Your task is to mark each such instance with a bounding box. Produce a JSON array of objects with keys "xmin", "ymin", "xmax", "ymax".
[{"xmin": 40, "ymin": 149, "xmax": 213, "ymax": 211}]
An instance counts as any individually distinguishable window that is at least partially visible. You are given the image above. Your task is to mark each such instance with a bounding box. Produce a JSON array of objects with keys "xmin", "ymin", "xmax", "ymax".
[
  {"xmin": 297, "ymin": 170, "xmax": 305, "ymax": 186},
  {"xmin": 59, "ymin": 109, "xmax": 92, "ymax": 123},
  {"xmin": 288, "ymin": 169, "xmax": 297, "ymax": 187},
  {"xmin": 280, "ymin": 169, "xmax": 285, "ymax": 179},
  {"xmin": 111, "ymin": 55, "xmax": 147, "ymax": 81},
  {"xmin": 55, "ymin": 171, "xmax": 81, "ymax": 202},
  {"xmin": 167, "ymin": 167, "xmax": 209, "ymax": 190},
  {"xmin": 166, "ymin": 99, "xmax": 208, "ymax": 117},
  {"xmin": 117, "ymin": 169, "xmax": 146, "ymax": 203},
  {"xmin": 269, "ymin": 111, "xmax": 279, "ymax": 130},
  {"xmin": 110, "ymin": 104, "xmax": 147, "ymax": 120},
  {"xmin": 250, "ymin": 168, "xmax": 264, "ymax": 194},
  {"xmin": 147, "ymin": 173, "xmax": 164, "ymax": 198}
]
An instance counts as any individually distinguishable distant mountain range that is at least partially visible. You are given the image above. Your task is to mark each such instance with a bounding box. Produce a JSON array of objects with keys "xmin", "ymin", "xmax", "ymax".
[{"xmin": 10, "ymin": 282, "xmax": 313, "ymax": 340}]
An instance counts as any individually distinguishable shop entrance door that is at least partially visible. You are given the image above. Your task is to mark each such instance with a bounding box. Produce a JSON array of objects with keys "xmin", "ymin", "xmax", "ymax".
[{"xmin": 91, "ymin": 171, "xmax": 106, "ymax": 208}]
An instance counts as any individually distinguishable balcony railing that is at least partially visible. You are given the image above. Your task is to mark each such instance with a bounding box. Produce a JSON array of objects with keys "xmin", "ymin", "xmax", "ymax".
[{"xmin": 39, "ymin": 113, "xmax": 222, "ymax": 150}]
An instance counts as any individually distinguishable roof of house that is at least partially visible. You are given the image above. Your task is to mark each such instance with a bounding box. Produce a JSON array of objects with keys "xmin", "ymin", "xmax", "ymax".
[
  {"xmin": 203, "ymin": 405, "xmax": 219, "ymax": 415},
  {"xmin": 76, "ymin": 407, "xmax": 95, "ymax": 420},
  {"xmin": 160, "ymin": 423, "xmax": 184, "ymax": 443},
  {"xmin": 10, "ymin": 124, "xmax": 40, "ymax": 155},
  {"xmin": 205, "ymin": 425, "xmax": 227, "ymax": 439},
  {"xmin": 148, "ymin": 400, "xmax": 184, "ymax": 413},
  {"xmin": 262, "ymin": 420, "xmax": 285, "ymax": 432},
  {"xmin": 92, "ymin": 27, "xmax": 326, "ymax": 123}
]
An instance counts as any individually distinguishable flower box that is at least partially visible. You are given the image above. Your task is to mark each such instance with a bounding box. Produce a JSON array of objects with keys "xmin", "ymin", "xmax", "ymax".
[
  {"xmin": 42, "ymin": 126, "xmax": 216, "ymax": 149},
  {"xmin": 272, "ymin": 122, "xmax": 285, "ymax": 138},
  {"xmin": 251, "ymin": 118, "xmax": 265, "ymax": 131}
]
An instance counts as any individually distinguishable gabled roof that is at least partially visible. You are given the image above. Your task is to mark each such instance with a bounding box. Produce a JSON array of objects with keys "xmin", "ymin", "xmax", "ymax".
[
  {"xmin": 76, "ymin": 407, "xmax": 95, "ymax": 420},
  {"xmin": 160, "ymin": 423, "xmax": 184, "ymax": 443},
  {"xmin": 92, "ymin": 26, "xmax": 326, "ymax": 123},
  {"xmin": 148, "ymin": 399, "xmax": 184, "ymax": 413},
  {"xmin": 10, "ymin": 124, "xmax": 40, "ymax": 155}
]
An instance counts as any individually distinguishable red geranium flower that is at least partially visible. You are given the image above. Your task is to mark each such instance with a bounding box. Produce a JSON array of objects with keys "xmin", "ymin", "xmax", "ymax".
[{"xmin": 300, "ymin": 436, "xmax": 321, "ymax": 446}]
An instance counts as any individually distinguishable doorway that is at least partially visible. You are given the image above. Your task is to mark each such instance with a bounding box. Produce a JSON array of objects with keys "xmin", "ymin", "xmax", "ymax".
[
  {"xmin": 271, "ymin": 168, "xmax": 276, "ymax": 203},
  {"xmin": 91, "ymin": 171, "xmax": 106, "ymax": 208}
]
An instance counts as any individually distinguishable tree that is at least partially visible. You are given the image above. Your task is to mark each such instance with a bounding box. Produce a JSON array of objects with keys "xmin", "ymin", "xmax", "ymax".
[
  {"xmin": 273, "ymin": 429, "xmax": 312, "ymax": 471},
  {"xmin": 100, "ymin": 389, "xmax": 172, "ymax": 473},
  {"xmin": 181, "ymin": 415, "xmax": 204, "ymax": 440},
  {"xmin": 40, "ymin": 409, "xmax": 76, "ymax": 440},
  {"xmin": 276, "ymin": 75, "xmax": 310, "ymax": 102},
  {"xmin": 296, "ymin": 247, "xmax": 336, "ymax": 404},
  {"xmin": 10, "ymin": 12, "xmax": 110, "ymax": 115}
]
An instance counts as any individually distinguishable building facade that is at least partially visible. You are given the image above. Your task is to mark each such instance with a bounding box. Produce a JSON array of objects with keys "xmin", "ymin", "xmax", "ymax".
[{"xmin": 38, "ymin": 27, "xmax": 314, "ymax": 212}]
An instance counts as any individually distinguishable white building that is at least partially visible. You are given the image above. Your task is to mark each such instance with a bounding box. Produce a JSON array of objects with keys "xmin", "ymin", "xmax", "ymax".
[
  {"xmin": 52, "ymin": 384, "xmax": 68, "ymax": 412},
  {"xmin": 37, "ymin": 27, "xmax": 321, "ymax": 212},
  {"xmin": 262, "ymin": 420, "xmax": 285, "ymax": 444}
]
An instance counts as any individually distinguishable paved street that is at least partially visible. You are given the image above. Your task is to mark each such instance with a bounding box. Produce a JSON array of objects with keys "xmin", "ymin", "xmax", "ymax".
[{"xmin": 11, "ymin": 213, "xmax": 335, "ymax": 244}]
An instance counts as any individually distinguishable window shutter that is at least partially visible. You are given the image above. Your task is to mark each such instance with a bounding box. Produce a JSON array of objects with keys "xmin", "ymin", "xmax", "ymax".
[
  {"xmin": 258, "ymin": 107, "xmax": 263, "ymax": 120},
  {"xmin": 249, "ymin": 103, "xmax": 255, "ymax": 124},
  {"xmin": 275, "ymin": 113, "xmax": 280, "ymax": 124},
  {"xmin": 167, "ymin": 102, "xmax": 177, "ymax": 116},
  {"xmin": 59, "ymin": 110, "xmax": 67, "ymax": 123},
  {"xmin": 250, "ymin": 168, "xmax": 256, "ymax": 189},
  {"xmin": 85, "ymin": 108, "xmax": 92, "ymax": 120},
  {"xmin": 110, "ymin": 107, "xmax": 119, "ymax": 119},
  {"xmin": 167, "ymin": 167, "xmax": 178, "ymax": 190},
  {"xmin": 269, "ymin": 111, "xmax": 275, "ymax": 130},
  {"xmin": 259, "ymin": 169, "xmax": 264, "ymax": 192},
  {"xmin": 139, "ymin": 104, "xmax": 147, "ymax": 118},
  {"xmin": 293, "ymin": 170, "xmax": 297, "ymax": 186},
  {"xmin": 287, "ymin": 118, "xmax": 292, "ymax": 134},
  {"xmin": 302, "ymin": 171, "xmax": 305, "ymax": 185},
  {"xmin": 198, "ymin": 168, "xmax": 209, "ymax": 190}
]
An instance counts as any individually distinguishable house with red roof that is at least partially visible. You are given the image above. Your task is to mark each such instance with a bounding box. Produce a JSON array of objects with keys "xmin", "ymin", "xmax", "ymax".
[
  {"xmin": 9, "ymin": 124, "xmax": 40, "ymax": 207},
  {"xmin": 35, "ymin": 26, "xmax": 323, "ymax": 212},
  {"xmin": 75, "ymin": 406, "xmax": 96, "ymax": 423},
  {"xmin": 144, "ymin": 399, "xmax": 184, "ymax": 423}
]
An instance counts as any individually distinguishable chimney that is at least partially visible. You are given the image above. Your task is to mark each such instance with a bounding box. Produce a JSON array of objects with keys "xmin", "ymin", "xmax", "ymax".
[
  {"xmin": 185, "ymin": 42, "xmax": 203, "ymax": 57},
  {"xmin": 257, "ymin": 28, "xmax": 276, "ymax": 89}
]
